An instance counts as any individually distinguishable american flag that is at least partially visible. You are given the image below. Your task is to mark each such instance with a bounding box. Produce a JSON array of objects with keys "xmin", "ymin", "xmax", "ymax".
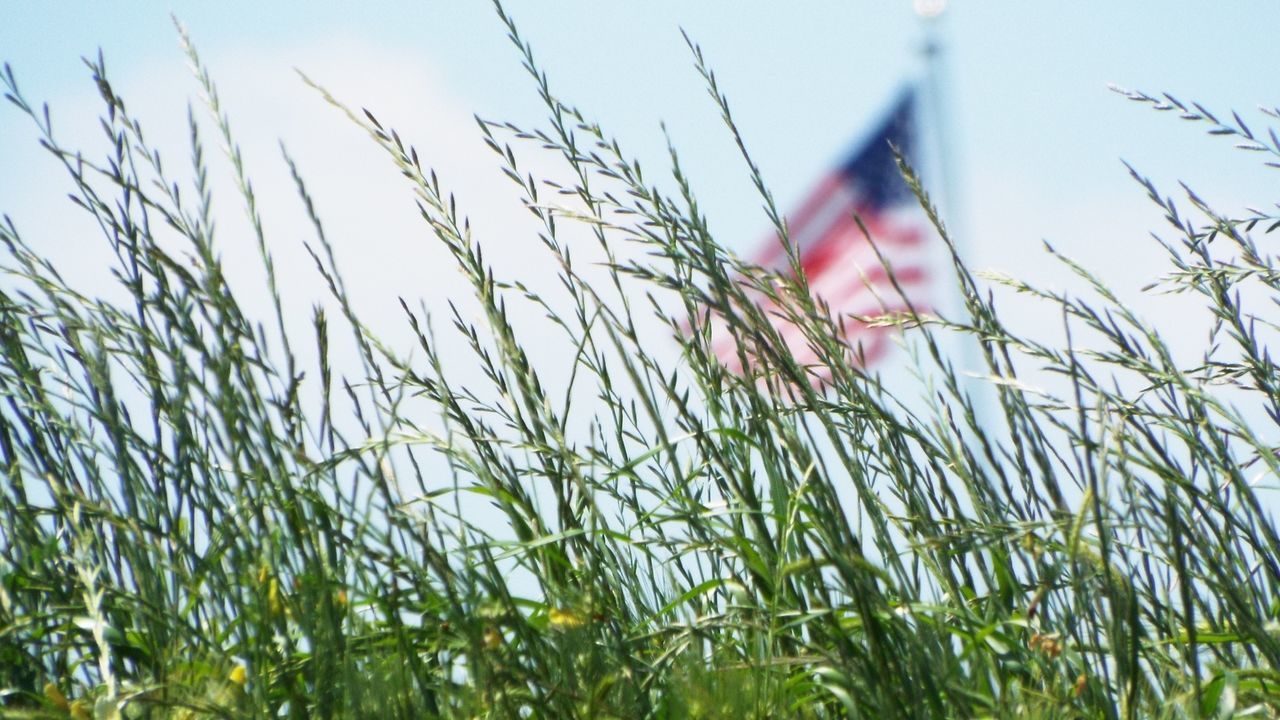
[{"xmin": 712, "ymin": 88, "xmax": 931, "ymax": 376}]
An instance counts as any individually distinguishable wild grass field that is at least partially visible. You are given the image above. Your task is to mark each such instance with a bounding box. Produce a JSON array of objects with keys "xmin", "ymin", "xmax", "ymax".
[{"xmin": 4, "ymin": 4, "xmax": 1280, "ymax": 718}]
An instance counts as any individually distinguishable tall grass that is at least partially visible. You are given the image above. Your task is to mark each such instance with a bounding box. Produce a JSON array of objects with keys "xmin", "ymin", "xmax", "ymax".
[{"xmin": 3, "ymin": 5, "xmax": 1280, "ymax": 718}]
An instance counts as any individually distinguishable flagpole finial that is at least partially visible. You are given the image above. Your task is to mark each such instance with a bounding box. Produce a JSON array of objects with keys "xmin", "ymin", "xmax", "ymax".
[{"xmin": 913, "ymin": 0, "xmax": 947, "ymax": 19}]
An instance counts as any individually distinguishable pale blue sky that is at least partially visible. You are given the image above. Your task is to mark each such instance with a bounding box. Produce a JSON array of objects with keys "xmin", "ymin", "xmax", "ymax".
[{"xmin": 3, "ymin": 2, "xmax": 1279, "ymax": 369}]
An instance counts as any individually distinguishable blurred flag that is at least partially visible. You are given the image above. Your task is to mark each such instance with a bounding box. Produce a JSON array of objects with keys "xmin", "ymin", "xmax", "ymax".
[{"xmin": 713, "ymin": 88, "xmax": 931, "ymax": 375}]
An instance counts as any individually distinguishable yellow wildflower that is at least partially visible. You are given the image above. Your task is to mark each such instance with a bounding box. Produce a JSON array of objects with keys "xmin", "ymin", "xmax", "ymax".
[
  {"xmin": 483, "ymin": 626, "xmax": 502, "ymax": 650},
  {"xmin": 43, "ymin": 682, "xmax": 69, "ymax": 710},
  {"xmin": 229, "ymin": 665, "xmax": 248, "ymax": 686},
  {"xmin": 548, "ymin": 607, "xmax": 586, "ymax": 630},
  {"xmin": 268, "ymin": 577, "xmax": 283, "ymax": 615}
]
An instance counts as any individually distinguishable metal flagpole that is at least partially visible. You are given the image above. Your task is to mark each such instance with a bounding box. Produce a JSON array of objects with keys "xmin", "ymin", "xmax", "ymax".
[
  {"xmin": 915, "ymin": 0, "xmax": 958, "ymax": 223},
  {"xmin": 913, "ymin": 0, "xmax": 990, "ymax": 417}
]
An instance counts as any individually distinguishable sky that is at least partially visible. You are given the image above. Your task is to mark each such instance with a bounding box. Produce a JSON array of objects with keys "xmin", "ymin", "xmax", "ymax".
[{"xmin": 3, "ymin": 2, "xmax": 1280, "ymax": 417}]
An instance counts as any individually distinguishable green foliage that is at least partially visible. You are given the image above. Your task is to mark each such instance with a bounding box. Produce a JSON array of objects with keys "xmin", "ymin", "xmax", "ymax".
[{"xmin": 3, "ymin": 4, "xmax": 1280, "ymax": 718}]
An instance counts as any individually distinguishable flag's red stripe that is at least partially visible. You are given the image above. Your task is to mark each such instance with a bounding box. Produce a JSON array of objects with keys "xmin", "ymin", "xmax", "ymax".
[
  {"xmin": 814, "ymin": 265, "xmax": 928, "ymax": 311},
  {"xmin": 708, "ymin": 260, "xmax": 924, "ymax": 354},
  {"xmin": 801, "ymin": 232, "xmax": 925, "ymax": 299},
  {"xmin": 801, "ymin": 209, "xmax": 923, "ymax": 275},
  {"xmin": 709, "ymin": 277, "xmax": 926, "ymax": 374},
  {"xmin": 757, "ymin": 178, "xmax": 925, "ymax": 275},
  {"xmin": 754, "ymin": 172, "xmax": 845, "ymax": 267}
]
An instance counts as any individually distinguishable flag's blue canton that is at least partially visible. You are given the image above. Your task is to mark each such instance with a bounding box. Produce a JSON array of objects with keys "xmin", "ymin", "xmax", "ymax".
[{"xmin": 837, "ymin": 90, "xmax": 916, "ymax": 209}]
